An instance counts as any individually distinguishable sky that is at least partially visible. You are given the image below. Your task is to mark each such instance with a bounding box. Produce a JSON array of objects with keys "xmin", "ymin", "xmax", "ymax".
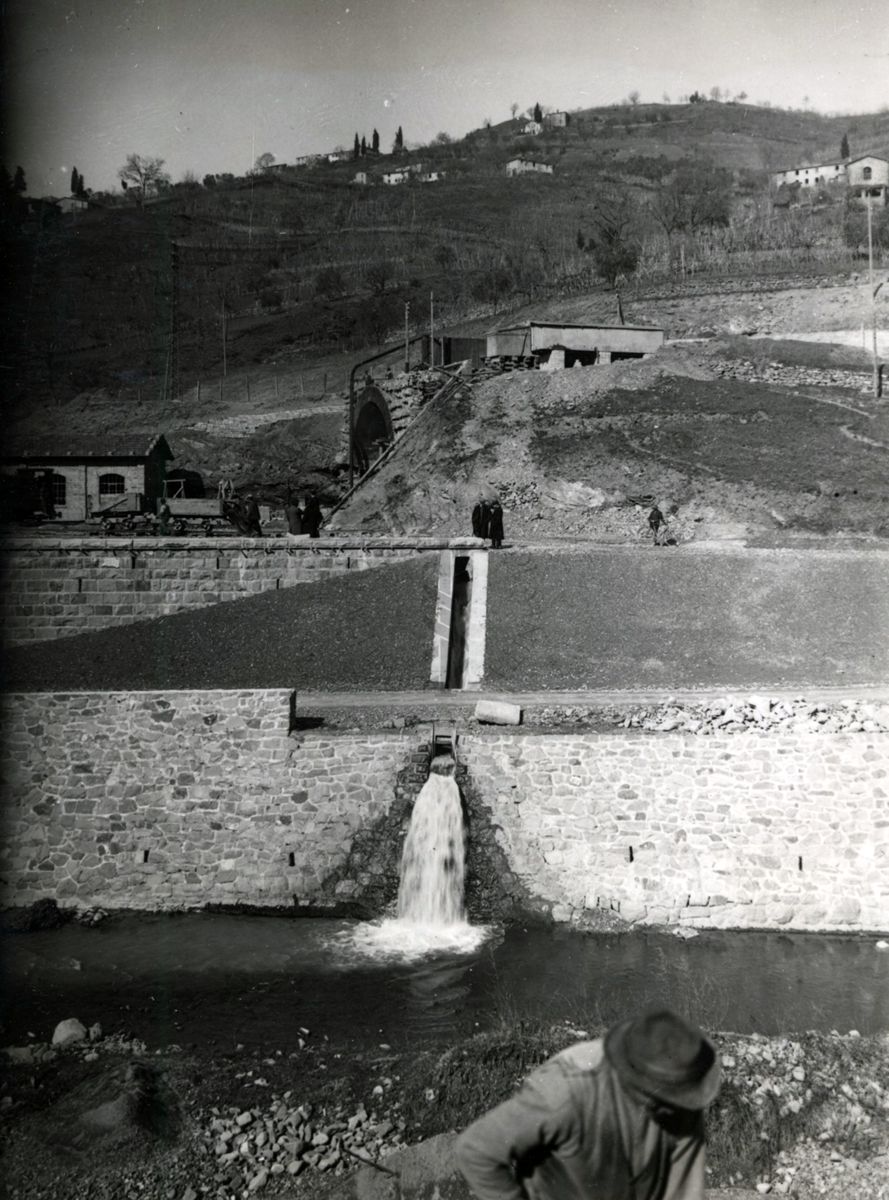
[{"xmin": 2, "ymin": 0, "xmax": 888, "ymax": 195}]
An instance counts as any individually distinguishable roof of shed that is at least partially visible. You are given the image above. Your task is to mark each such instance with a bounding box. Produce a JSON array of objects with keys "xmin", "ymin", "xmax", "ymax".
[{"xmin": 2, "ymin": 433, "xmax": 174, "ymax": 462}]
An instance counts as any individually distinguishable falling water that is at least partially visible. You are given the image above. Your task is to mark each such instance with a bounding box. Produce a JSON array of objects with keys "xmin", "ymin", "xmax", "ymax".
[
  {"xmin": 397, "ymin": 771, "xmax": 465, "ymax": 925},
  {"xmin": 337, "ymin": 756, "xmax": 488, "ymax": 960}
]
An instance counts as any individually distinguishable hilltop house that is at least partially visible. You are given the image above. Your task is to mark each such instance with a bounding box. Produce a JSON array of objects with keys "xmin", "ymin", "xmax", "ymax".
[
  {"xmin": 294, "ymin": 154, "xmax": 321, "ymax": 168},
  {"xmin": 543, "ymin": 111, "xmax": 569, "ymax": 128},
  {"xmin": 847, "ymin": 155, "xmax": 889, "ymax": 205},
  {"xmin": 522, "ymin": 120, "xmax": 543, "ymax": 136},
  {"xmin": 505, "ymin": 158, "xmax": 554, "ymax": 177},
  {"xmin": 352, "ymin": 171, "xmax": 369, "ymax": 185},
  {"xmin": 57, "ymin": 195, "xmax": 90, "ymax": 214},
  {"xmin": 1, "ymin": 434, "xmax": 173, "ymax": 522}
]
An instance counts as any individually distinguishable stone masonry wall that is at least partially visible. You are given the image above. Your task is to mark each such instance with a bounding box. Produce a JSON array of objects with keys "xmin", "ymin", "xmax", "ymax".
[
  {"xmin": 458, "ymin": 732, "xmax": 889, "ymax": 932},
  {"xmin": 1, "ymin": 537, "xmax": 475, "ymax": 645},
  {"xmin": 2, "ymin": 693, "xmax": 887, "ymax": 930},
  {"xmin": 1, "ymin": 691, "xmax": 424, "ymax": 910}
]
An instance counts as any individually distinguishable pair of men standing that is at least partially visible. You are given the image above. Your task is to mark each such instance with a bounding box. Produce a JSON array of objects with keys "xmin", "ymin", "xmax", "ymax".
[{"xmin": 472, "ymin": 496, "xmax": 504, "ymax": 549}]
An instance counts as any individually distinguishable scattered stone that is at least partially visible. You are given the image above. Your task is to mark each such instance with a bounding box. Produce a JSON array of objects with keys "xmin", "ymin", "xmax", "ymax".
[{"xmin": 475, "ymin": 700, "xmax": 523, "ymax": 726}]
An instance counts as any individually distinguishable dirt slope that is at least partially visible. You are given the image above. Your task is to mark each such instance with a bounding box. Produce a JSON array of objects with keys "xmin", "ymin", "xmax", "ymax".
[{"xmin": 329, "ymin": 339, "xmax": 889, "ymax": 543}]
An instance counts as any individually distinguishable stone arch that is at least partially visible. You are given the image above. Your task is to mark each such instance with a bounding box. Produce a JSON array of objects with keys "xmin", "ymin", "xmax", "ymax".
[{"xmin": 352, "ymin": 385, "xmax": 395, "ymax": 476}]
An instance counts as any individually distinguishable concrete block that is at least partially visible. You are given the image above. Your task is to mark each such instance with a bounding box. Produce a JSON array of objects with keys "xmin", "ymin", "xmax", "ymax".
[{"xmin": 475, "ymin": 700, "xmax": 522, "ymax": 726}]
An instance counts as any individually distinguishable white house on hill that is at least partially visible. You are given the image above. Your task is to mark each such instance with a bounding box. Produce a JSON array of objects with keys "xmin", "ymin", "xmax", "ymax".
[{"xmin": 505, "ymin": 158, "xmax": 553, "ymax": 177}]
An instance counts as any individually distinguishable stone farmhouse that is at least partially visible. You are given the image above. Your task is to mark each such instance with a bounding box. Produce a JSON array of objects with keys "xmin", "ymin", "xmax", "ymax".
[
  {"xmin": 522, "ymin": 120, "xmax": 543, "ymax": 136},
  {"xmin": 505, "ymin": 158, "xmax": 554, "ymax": 177},
  {"xmin": 847, "ymin": 155, "xmax": 889, "ymax": 205},
  {"xmin": 543, "ymin": 110, "xmax": 569, "ymax": 128},
  {"xmin": 1, "ymin": 434, "xmax": 173, "ymax": 522},
  {"xmin": 771, "ymin": 153, "xmax": 889, "ymax": 205}
]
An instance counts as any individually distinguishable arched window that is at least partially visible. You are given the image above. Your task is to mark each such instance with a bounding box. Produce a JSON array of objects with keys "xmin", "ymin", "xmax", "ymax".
[
  {"xmin": 99, "ymin": 473, "xmax": 126, "ymax": 495},
  {"xmin": 862, "ymin": 166, "xmax": 873, "ymax": 181}
]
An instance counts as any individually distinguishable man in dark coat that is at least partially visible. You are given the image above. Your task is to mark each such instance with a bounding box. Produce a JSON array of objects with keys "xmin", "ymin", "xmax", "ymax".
[
  {"xmin": 648, "ymin": 505, "xmax": 665, "ymax": 545},
  {"xmin": 242, "ymin": 494, "xmax": 263, "ymax": 537},
  {"xmin": 303, "ymin": 492, "xmax": 322, "ymax": 538},
  {"xmin": 457, "ymin": 1009, "xmax": 720, "ymax": 1200},
  {"xmin": 284, "ymin": 491, "xmax": 303, "ymax": 535},
  {"xmin": 488, "ymin": 499, "xmax": 504, "ymax": 548},
  {"xmin": 471, "ymin": 496, "xmax": 490, "ymax": 540}
]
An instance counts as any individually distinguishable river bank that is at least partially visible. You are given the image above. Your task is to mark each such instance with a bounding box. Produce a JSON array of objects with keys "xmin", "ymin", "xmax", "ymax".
[{"xmin": 3, "ymin": 1013, "xmax": 888, "ymax": 1200}]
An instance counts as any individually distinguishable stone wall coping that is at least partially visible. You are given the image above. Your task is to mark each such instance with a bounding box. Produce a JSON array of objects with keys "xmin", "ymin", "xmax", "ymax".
[{"xmin": 0, "ymin": 536, "xmax": 484, "ymax": 552}]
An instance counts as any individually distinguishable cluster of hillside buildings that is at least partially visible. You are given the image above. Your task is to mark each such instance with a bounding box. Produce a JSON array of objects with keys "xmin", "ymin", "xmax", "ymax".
[{"xmin": 771, "ymin": 153, "xmax": 888, "ymax": 205}]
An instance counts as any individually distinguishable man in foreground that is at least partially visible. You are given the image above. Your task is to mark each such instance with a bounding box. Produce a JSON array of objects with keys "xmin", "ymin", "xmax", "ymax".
[{"xmin": 456, "ymin": 1009, "xmax": 721, "ymax": 1200}]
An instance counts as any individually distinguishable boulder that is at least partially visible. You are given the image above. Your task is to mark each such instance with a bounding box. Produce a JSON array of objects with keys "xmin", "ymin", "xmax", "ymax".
[{"xmin": 52, "ymin": 1018, "xmax": 87, "ymax": 1046}]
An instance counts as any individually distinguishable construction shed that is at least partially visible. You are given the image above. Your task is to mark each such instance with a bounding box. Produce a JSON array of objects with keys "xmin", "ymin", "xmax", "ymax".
[
  {"xmin": 0, "ymin": 434, "xmax": 173, "ymax": 522},
  {"xmin": 486, "ymin": 321, "xmax": 664, "ymax": 365}
]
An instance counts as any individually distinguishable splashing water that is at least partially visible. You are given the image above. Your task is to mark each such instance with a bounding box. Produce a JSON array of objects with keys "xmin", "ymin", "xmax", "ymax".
[
  {"xmin": 335, "ymin": 768, "xmax": 489, "ymax": 961},
  {"xmin": 397, "ymin": 772, "xmax": 465, "ymax": 924}
]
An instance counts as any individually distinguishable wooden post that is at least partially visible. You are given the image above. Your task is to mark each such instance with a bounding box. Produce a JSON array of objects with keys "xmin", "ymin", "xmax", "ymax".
[{"xmin": 196, "ymin": 378, "xmax": 201, "ymax": 404}]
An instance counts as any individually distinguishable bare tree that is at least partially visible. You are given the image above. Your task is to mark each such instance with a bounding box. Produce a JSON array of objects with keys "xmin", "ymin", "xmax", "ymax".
[
  {"xmin": 510, "ymin": 102, "xmax": 519, "ymax": 119},
  {"xmin": 254, "ymin": 152, "xmax": 275, "ymax": 174},
  {"xmin": 628, "ymin": 90, "xmax": 640, "ymax": 106},
  {"xmin": 118, "ymin": 153, "xmax": 170, "ymax": 205}
]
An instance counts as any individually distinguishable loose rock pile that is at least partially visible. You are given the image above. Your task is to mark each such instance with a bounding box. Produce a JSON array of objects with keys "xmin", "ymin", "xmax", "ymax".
[
  {"xmin": 714, "ymin": 1031, "xmax": 889, "ymax": 1197},
  {"xmin": 525, "ymin": 697, "xmax": 888, "ymax": 734},
  {"xmin": 203, "ymin": 1090, "xmax": 407, "ymax": 1193},
  {"xmin": 712, "ymin": 359, "xmax": 871, "ymax": 391}
]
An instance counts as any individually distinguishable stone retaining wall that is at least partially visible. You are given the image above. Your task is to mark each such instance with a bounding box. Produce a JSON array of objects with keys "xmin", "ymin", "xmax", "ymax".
[
  {"xmin": 457, "ymin": 732, "xmax": 889, "ymax": 931},
  {"xmin": 2, "ymin": 692, "xmax": 887, "ymax": 929},
  {"xmin": 1, "ymin": 537, "xmax": 477, "ymax": 645}
]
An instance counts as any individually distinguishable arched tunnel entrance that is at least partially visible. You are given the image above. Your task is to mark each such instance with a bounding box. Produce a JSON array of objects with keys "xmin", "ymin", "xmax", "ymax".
[{"xmin": 352, "ymin": 386, "xmax": 395, "ymax": 476}]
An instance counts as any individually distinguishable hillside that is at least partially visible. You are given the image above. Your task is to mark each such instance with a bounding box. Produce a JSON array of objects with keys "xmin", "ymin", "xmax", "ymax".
[
  {"xmin": 329, "ymin": 333, "xmax": 889, "ymax": 543},
  {"xmin": 3, "ymin": 100, "xmax": 888, "ymax": 421}
]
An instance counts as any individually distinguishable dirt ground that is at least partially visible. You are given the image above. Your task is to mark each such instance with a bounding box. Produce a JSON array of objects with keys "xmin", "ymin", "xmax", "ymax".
[
  {"xmin": 329, "ymin": 333, "xmax": 889, "ymax": 542},
  {"xmin": 8, "ymin": 276, "xmax": 887, "ymax": 516}
]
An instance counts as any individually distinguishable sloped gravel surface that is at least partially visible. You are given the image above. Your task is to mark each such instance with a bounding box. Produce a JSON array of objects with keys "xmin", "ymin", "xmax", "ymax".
[
  {"xmin": 1, "ymin": 558, "xmax": 438, "ymax": 693},
  {"xmin": 483, "ymin": 547, "xmax": 889, "ymax": 692}
]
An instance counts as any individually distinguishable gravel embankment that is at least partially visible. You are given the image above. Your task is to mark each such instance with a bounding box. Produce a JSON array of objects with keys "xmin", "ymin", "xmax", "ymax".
[{"xmin": 1, "ymin": 557, "xmax": 438, "ymax": 693}]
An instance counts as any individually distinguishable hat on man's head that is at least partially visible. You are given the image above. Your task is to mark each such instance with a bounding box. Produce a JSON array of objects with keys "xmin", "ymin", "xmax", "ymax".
[{"xmin": 604, "ymin": 1009, "xmax": 720, "ymax": 1111}]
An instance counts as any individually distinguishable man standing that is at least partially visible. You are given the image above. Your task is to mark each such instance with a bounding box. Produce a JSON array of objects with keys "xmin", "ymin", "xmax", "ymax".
[
  {"xmin": 456, "ymin": 1009, "xmax": 720, "ymax": 1200},
  {"xmin": 242, "ymin": 494, "xmax": 263, "ymax": 537},
  {"xmin": 303, "ymin": 492, "xmax": 322, "ymax": 538},
  {"xmin": 471, "ymin": 496, "xmax": 490, "ymax": 540},
  {"xmin": 488, "ymin": 499, "xmax": 504, "ymax": 549},
  {"xmin": 648, "ymin": 505, "xmax": 666, "ymax": 546}
]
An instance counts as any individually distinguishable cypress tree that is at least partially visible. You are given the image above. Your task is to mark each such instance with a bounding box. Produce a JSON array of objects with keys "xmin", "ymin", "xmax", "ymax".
[
  {"xmin": 353, "ymin": 133, "xmax": 360, "ymax": 159},
  {"xmin": 534, "ymin": 101, "xmax": 542, "ymax": 123},
  {"xmin": 372, "ymin": 128, "xmax": 380, "ymax": 154},
  {"xmin": 71, "ymin": 166, "xmax": 79, "ymax": 195},
  {"xmin": 361, "ymin": 135, "xmax": 367, "ymax": 156},
  {"xmin": 840, "ymin": 132, "xmax": 850, "ymax": 160},
  {"xmin": 13, "ymin": 165, "xmax": 26, "ymax": 193}
]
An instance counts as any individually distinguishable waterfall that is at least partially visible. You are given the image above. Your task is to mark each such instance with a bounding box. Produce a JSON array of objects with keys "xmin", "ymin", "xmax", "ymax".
[
  {"xmin": 397, "ymin": 771, "xmax": 465, "ymax": 926},
  {"xmin": 337, "ymin": 756, "xmax": 488, "ymax": 960}
]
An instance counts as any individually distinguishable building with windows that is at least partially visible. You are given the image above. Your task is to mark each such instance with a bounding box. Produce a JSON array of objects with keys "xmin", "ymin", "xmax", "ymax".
[
  {"xmin": 847, "ymin": 155, "xmax": 889, "ymax": 206},
  {"xmin": 1, "ymin": 434, "xmax": 173, "ymax": 522},
  {"xmin": 543, "ymin": 111, "xmax": 569, "ymax": 128},
  {"xmin": 770, "ymin": 160, "xmax": 847, "ymax": 189}
]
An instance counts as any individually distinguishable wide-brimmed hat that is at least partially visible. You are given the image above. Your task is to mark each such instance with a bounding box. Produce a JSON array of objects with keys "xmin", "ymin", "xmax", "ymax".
[{"xmin": 604, "ymin": 1010, "xmax": 721, "ymax": 1111}]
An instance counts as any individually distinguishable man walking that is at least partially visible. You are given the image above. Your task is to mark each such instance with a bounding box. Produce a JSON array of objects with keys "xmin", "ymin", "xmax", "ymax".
[{"xmin": 456, "ymin": 1009, "xmax": 720, "ymax": 1200}]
